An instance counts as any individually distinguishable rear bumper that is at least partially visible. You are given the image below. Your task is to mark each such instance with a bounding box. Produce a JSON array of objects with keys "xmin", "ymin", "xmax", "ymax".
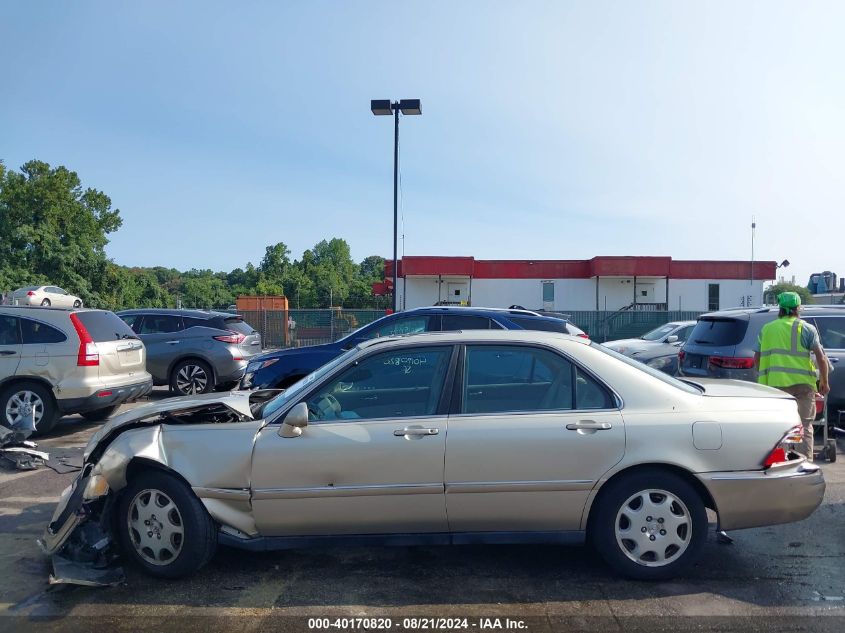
[
  {"xmin": 697, "ymin": 459, "xmax": 825, "ymax": 531},
  {"xmin": 57, "ymin": 378, "xmax": 153, "ymax": 414}
]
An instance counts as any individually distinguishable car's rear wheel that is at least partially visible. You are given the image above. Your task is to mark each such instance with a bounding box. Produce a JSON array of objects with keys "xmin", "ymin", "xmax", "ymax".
[
  {"xmin": 40, "ymin": 298, "xmax": 51, "ymax": 307},
  {"xmin": 170, "ymin": 359, "xmax": 214, "ymax": 395},
  {"xmin": 117, "ymin": 471, "xmax": 217, "ymax": 578},
  {"xmin": 80, "ymin": 405, "xmax": 119, "ymax": 421},
  {"xmin": 591, "ymin": 470, "xmax": 707, "ymax": 580},
  {"xmin": 0, "ymin": 381, "xmax": 59, "ymax": 435},
  {"xmin": 72, "ymin": 300, "xmax": 82, "ymax": 308}
]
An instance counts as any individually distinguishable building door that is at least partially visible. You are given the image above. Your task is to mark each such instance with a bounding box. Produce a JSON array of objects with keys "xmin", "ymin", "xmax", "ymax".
[
  {"xmin": 542, "ymin": 281, "xmax": 555, "ymax": 311},
  {"xmin": 447, "ymin": 282, "xmax": 469, "ymax": 305}
]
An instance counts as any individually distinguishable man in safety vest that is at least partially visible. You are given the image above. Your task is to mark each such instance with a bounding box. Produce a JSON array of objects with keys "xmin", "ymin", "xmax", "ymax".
[{"xmin": 754, "ymin": 291, "xmax": 830, "ymax": 461}]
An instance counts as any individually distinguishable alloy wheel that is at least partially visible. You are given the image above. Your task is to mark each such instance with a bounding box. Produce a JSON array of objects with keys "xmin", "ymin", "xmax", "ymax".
[
  {"xmin": 614, "ymin": 488, "xmax": 692, "ymax": 567},
  {"xmin": 5, "ymin": 390, "xmax": 44, "ymax": 430},
  {"xmin": 127, "ymin": 489, "xmax": 184, "ymax": 566},
  {"xmin": 176, "ymin": 365, "xmax": 208, "ymax": 394}
]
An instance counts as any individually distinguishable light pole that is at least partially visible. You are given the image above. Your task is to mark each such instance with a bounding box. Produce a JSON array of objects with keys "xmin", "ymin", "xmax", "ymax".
[{"xmin": 371, "ymin": 99, "xmax": 422, "ymax": 312}]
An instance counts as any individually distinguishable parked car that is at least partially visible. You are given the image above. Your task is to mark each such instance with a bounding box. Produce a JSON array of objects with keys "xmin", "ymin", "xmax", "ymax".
[
  {"xmin": 117, "ymin": 309, "xmax": 262, "ymax": 396},
  {"xmin": 41, "ymin": 329, "xmax": 823, "ymax": 584},
  {"xmin": 12, "ymin": 286, "xmax": 83, "ymax": 308},
  {"xmin": 678, "ymin": 305, "xmax": 845, "ymax": 416},
  {"xmin": 629, "ymin": 342, "xmax": 682, "ymax": 375},
  {"xmin": 0, "ymin": 306, "xmax": 152, "ymax": 434},
  {"xmin": 603, "ymin": 321, "xmax": 696, "ymax": 356},
  {"xmin": 241, "ymin": 306, "xmax": 587, "ymax": 390}
]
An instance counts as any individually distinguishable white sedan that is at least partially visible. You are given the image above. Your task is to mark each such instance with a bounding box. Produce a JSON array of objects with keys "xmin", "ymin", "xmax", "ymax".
[{"xmin": 12, "ymin": 285, "xmax": 83, "ymax": 308}]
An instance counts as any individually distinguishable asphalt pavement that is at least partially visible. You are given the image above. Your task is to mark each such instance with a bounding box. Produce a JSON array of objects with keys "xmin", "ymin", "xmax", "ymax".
[{"xmin": 1, "ymin": 389, "xmax": 844, "ymax": 633}]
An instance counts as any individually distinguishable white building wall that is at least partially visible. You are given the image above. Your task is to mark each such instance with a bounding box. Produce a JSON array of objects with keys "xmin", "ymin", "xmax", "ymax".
[{"xmin": 401, "ymin": 276, "xmax": 766, "ymax": 312}]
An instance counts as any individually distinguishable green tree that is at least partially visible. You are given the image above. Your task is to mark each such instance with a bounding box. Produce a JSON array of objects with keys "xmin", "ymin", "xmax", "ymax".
[
  {"xmin": 0, "ymin": 160, "xmax": 122, "ymax": 304},
  {"xmin": 764, "ymin": 282, "xmax": 814, "ymax": 306}
]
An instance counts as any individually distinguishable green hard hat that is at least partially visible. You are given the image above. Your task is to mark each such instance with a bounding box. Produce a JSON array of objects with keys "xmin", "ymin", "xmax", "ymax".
[{"xmin": 777, "ymin": 291, "xmax": 801, "ymax": 309}]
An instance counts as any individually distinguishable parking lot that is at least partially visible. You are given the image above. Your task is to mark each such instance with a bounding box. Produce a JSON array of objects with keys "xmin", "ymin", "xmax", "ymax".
[{"xmin": 0, "ymin": 389, "xmax": 842, "ymax": 632}]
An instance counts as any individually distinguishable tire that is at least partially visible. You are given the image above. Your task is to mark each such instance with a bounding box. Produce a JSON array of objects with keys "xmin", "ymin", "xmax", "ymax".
[
  {"xmin": 169, "ymin": 359, "xmax": 214, "ymax": 396},
  {"xmin": 72, "ymin": 300, "xmax": 82, "ymax": 308},
  {"xmin": 117, "ymin": 470, "xmax": 217, "ymax": 579},
  {"xmin": 40, "ymin": 298, "xmax": 51, "ymax": 307},
  {"xmin": 80, "ymin": 405, "xmax": 119, "ymax": 422},
  {"xmin": 825, "ymin": 440, "xmax": 837, "ymax": 463},
  {"xmin": 590, "ymin": 469, "xmax": 707, "ymax": 580},
  {"xmin": 0, "ymin": 381, "xmax": 59, "ymax": 436}
]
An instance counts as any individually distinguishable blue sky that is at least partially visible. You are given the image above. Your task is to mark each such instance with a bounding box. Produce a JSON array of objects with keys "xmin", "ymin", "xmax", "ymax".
[{"xmin": 2, "ymin": 1, "xmax": 843, "ymax": 286}]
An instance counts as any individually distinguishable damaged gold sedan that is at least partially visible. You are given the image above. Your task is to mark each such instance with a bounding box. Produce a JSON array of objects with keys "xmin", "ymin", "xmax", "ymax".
[{"xmin": 40, "ymin": 331, "xmax": 826, "ymax": 584}]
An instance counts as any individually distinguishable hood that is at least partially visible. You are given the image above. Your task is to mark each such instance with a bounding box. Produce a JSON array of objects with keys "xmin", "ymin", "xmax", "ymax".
[
  {"xmin": 603, "ymin": 338, "xmax": 653, "ymax": 354},
  {"xmin": 680, "ymin": 378, "xmax": 795, "ymax": 399},
  {"xmin": 84, "ymin": 391, "xmax": 256, "ymax": 461},
  {"xmin": 253, "ymin": 341, "xmax": 340, "ymax": 361}
]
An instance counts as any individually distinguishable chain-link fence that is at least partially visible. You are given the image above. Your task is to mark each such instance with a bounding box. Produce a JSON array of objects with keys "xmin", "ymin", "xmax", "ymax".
[
  {"xmin": 238, "ymin": 309, "xmax": 387, "ymax": 350},
  {"xmin": 235, "ymin": 308, "xmax": 703, "ymax": 349}
]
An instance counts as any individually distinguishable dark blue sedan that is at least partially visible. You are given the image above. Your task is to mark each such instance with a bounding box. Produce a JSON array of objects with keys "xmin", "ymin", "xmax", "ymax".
[{"xmin": 240, "ymin": 307, "xmax": 587, "ymax": 390}]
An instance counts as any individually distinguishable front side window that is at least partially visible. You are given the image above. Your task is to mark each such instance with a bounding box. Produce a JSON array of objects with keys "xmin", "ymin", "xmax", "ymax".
[
  {"xmin": 462, "ymin": 345, "xmax": 574, "ymax": 414},
  {"xmin": 20, "ymin": 319, "xmax": 67, "ymax": 344},
  {"xmin": 0, "ymin": 316, "xmax": 20, "ymax": 345},
  {"xmin": 303, "ymin": 346, "xmax": 452, "ymax": 422},
  {"xmin": 813, "ymin": 317, "xmax": 845, "ymax": 349},
  {"xmin": 139, "ymin": 315, "xmax": 183, "ymax": 334}
]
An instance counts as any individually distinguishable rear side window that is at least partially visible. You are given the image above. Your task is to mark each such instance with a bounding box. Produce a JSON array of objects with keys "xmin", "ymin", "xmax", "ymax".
[
  {"xmin": 813, "ymin": 317, "xmax": 845, "ymax": 349},
  {"xmin": 441, "ymin": 315, "xmax": 493, "ymax": 331},
  {"xmin": 688, "ymin": 318, "xmax": 748, "ymax": 346},
  {"xmin": 20, "ymin": 318, "xmax": 67, "ymax": 344},
  {"xmin": 509, "ymin": 316, "xmax": 570, "ymax": 333},
  {"xmin": 221, "ymin": 317, "xmax": 256, "ymax": 335},
  {"xmin": 139, "ymin": 315, "xmax": 183, "ymax": 334},
  {"xmin": 75, "ymin": 311, "xmax": 138, "ymax": 342},
  {"xmin": 0, "ymin": 315, "xmax": 20, "ymax": 345},
  {"xmin": 183, "ymin": 316, "xmax": 214, "ymax": 330}
]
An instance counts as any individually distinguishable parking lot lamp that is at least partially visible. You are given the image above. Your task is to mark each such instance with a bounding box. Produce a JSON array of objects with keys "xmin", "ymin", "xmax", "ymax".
[{"xmin": 371, "ymin": 99, "xmax": 422, "ymax": 312}]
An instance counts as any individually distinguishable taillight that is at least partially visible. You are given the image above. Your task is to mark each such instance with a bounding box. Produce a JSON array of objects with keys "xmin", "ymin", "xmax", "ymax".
[
  {"xmin": 709, "ymin": 356, "xmax": 755, "ymax": 369},
  {"xmin": 576, "ymin": 333, "xmax": 590, "ymax": 339},
  {"xmin": 762, "ymin": 424, "xmax": 804, "ymax": 468},
  {"xmin": 69, "ymin": 313, "xmax": 99, "ymax": 366},
  {"xmin": 213, "ymin": 331, "xmax": 246, "ymax": 344},
  {"xmin": 26, "ymin": 291, "xmax": 35, "ymax": 296},
  {"xmin": 678, "ymin": 350, "xmax": 686, "ymax": 362}
]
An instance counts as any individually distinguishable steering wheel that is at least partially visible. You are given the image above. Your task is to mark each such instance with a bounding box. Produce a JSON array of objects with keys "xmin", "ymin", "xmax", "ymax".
[{"xmin": 307, "ymin": 393, "xmax": 342, "ymax": 420}]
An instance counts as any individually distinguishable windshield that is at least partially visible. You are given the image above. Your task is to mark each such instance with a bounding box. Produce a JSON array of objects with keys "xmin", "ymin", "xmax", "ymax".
[
  {"xmin": 260, "ymin": 347, "xmax": 358, "ymax": 419},
  {"xmin": 590, "ymin": 342, "xmax": 700, "ymax": 394},
  {"xmin": 641, "ymin": 324, "xmax": 676, "ymax": 341}
]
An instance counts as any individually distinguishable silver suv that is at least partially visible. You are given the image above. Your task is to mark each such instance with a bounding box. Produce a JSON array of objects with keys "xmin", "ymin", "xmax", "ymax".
[
  {"xmin": 117, "ymin": 309, "xmax": 262, "ymax": 395},
  {"xmin": 0, "ymin": 307, "xmax": 153, "ymax": 434}
]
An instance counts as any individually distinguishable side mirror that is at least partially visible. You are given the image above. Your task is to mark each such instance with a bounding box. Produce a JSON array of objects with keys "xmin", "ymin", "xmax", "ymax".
[
  {"xmin": 666, "ymin": 335, "xmax": 679, "ymax": 344},
  {"xmin": 279, "ymin": 402, "xmax": 309, "ymax": 438}
]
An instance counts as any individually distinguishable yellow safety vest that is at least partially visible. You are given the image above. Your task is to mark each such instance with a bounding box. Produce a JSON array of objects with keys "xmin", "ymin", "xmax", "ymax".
[{"xmin": 758, "ymin": 317, "xmax": 817, "ymax": 388}]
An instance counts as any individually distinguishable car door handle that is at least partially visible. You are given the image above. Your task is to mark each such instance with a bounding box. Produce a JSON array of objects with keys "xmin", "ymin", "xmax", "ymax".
[
  {"xmin": 362, "ymin": 395, "xmax": 379, "ymax": 401},
  {"xmin": 0, "ymin": 350, "xmax": 16, "ymax": 356},
  {"xmin": 393, "ymin": 427, "xmax": 439, "ymax": 437},
  {"xmin": 829, "ymin": 357, "xmax": 839, "ymax": 363},
  {"xmin": 165, "ymin": 340, "xmax": 181, "ymax": 345},
  {"xmin": 566, "ymin": 420, "xmax": 612, "ymax": 431}
]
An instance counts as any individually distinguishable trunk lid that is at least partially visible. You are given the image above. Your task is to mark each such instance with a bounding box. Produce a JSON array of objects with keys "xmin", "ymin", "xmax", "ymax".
[
  {"xmin": 681, "ymin": 377, "xmax": 794, "ymax": 399},
  {"xmin": 72, "ymin": 311, "xmax": 145, "ymax": 378}
]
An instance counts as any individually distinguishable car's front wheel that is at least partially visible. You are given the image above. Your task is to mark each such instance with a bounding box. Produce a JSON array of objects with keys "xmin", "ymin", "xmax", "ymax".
[
  {"xmin": 590, "ymin": 469, "xmax": 707, "ymax": 580},
  {"xmin": 117, "ymin": 471, "xmax": 217, "ymax": 578}
]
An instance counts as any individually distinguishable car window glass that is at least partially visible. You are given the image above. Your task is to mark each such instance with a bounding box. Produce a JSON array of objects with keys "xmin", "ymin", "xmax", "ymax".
[
  {"xmin": 0, "ymin": 315, "xmax": 20, "ymax": 345},
  {"xmin": 303, "ymin": 346, "xmax": 452, "ymax": 422},
  {"xmin": 814, "ymin": 317, "xmax": 845, "ymax": 349},
  {"xmin": 119, "ymin": 314, "xmax": 139, "ymax": 330},
  {"xmin": 575, "ymin": 367, "xmax": 613, "ymax": 409},
  {"xmin": 75, "ymin": 311, "xmax": 138, "ymax": 341},
  {"xmin": 642, "ymin": 324, "xmax": 675, "ymax": 341},
  {"xmin": 441, "ymin": 315, "xmax": 491, "ymax": 331},
  {"xmin": 688, "ymin": 318, "xmax": 748, "ymax": 346},
  {"xmin": 183, "ymin": 317, "xmax": 212, "ymax": 329},
  {"xmin": 20, "ymin": 318, "xmax": 67, "ymax": 344},
  {"xmin": 364, "ymin": 316, "xmax": 429, "ymax": 339},
  {"xmin": 222, "ymin": 317, "xmax": 256, "ymax": 335},
  {"xmin": 463, "ymin": 345, "xmax": 573, "ymax": 414},
  {"xmin": 509, "ymin": 316, "xmax": 570, "ymax": 333},
  {"xmin": 677, "ymin": 325, "xmax": 693, "ymax": 342},
  {"xmin": 139, "ymin": 315, "xmax": 183, "ymax": 334}
]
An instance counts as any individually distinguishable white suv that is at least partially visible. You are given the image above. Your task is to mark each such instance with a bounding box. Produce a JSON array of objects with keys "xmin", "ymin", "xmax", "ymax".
[{"xmin": 0, "ymin": 307, "xmax": 153, "ymax": 434}]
